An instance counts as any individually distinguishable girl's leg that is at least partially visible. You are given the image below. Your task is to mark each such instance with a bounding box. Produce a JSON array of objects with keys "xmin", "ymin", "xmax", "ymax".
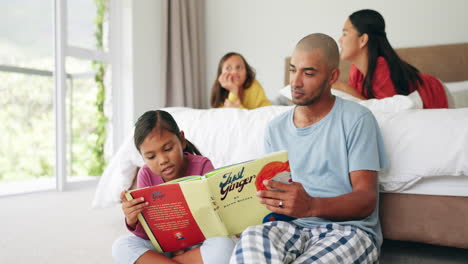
[
  {"xmin": 200, "ymin": 236, "xmax": 236, "ymax": 264},
  {"xmin": 172, "ymin": 236, "xmax": 235, "ymax": 264},
  {"xmin": 112, "ymin": 235, "xmax": 172, "ymax": 264}
]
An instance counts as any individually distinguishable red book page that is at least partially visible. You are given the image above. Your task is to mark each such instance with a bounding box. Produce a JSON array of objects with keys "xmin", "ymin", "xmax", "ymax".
[{"xmin": 132, "ymin": 184, "xmax": 206, "ymax": 252}]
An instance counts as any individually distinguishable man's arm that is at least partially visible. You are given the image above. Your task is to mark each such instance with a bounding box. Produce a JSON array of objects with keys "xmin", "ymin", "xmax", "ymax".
[{"xmin": 257, "ymin": 169, "xmax": 377, "ymax": 221}]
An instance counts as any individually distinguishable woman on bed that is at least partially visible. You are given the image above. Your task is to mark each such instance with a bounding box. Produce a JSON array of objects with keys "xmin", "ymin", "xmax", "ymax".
[
  {"xmin": 210, "ymin": 52, "xmax": 271, "ymax": 109},
  {"xmin": 333, "ymin": 9, "xmax": 448, "ymax": 108}
]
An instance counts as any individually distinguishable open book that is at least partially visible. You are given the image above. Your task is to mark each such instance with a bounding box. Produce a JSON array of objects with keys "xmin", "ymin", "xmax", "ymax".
[{"xmin": 125, "ymin": 151, "xmax": 292, "ymax": 252}]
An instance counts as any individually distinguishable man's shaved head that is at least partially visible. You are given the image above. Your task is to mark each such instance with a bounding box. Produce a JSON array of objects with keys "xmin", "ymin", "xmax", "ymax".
[{"xmin": 295, "ymin": 33, "xmax": 339, "ymax": 70}]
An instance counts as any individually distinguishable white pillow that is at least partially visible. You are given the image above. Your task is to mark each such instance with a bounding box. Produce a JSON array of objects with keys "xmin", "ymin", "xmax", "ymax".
[
  {"xmin": 444, "ymin": 80, "xmax": 468, "ymax": 92},
  {"xmin": 358, "ymin": 91, "xmax": 423, "ymax": 112},
  {"xmin": 279, "ymin": 85, "xmax": 423, "ymax": 112},
  {"xmin": 443, "ymin": 80, "xmax": 468, "ymax": 108}
]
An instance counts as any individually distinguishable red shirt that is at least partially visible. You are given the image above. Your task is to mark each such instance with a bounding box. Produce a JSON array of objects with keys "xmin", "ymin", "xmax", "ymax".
[{"xmin": 348, "ymin": 57, "xmax": 448, "ymax": 108}]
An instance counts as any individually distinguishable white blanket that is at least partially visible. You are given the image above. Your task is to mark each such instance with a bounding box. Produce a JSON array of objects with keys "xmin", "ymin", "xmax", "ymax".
[{"xmin": 93, "ymin": 100, "xmax": 468, "ymax": 208}]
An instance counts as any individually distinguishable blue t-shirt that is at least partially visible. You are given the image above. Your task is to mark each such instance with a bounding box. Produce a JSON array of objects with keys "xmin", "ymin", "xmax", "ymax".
[{"xmin": 264, "ymin": 96, "xmax": 388, "ymax": 246}]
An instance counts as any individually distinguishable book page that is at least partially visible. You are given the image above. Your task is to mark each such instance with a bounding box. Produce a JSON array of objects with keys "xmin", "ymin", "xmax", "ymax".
[
  {"xmin": 206, "ymin": 151, "xmax": 289, "ymax": 235},
  {"xmin": 178, "ymin": 180, "xmax": 229, "ymax": 238}
]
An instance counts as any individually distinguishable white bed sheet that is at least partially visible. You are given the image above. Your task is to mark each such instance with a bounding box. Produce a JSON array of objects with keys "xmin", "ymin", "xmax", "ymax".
[
  {"xmin": 385, "ymin": 175, "xmax": 468, "ymax": 197},
  {"xmin": 375, "ymin": 108, "xmax": 468, "ymax": 192}
]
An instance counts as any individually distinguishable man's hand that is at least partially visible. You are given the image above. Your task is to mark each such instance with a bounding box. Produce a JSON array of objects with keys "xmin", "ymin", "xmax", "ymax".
[
  {"xmin": 257, "ymin": 170, "xmax": 378, "ymax": 221},
  {"xmin": 257, "ymin": 180, "xmax": 317, "ymax": 218}
]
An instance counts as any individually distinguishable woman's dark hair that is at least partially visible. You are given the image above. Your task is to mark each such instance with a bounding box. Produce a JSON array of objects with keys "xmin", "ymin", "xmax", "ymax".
[
  {"xmin": 349, "ymin": 9, "xmax": 422, "ymax": 98},
  {"xmin": 134, "ymin": 110, "xmax": 201, "ymax": 155},
  {"xmin": 210, "ymin": 52, "xmax": 256, "ymax": 108}
]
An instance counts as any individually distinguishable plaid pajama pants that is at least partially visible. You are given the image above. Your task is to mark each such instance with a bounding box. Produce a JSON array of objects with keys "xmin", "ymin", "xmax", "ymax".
[{"xmin": 230, "ymin": 221, "xmax": 379, "ymax": 264}]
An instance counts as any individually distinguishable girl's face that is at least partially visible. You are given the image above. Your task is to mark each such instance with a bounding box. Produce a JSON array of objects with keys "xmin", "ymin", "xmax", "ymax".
[
  {"xmin": 339, "ymin": 19, "xmax": 365, "ymax": 61},
  {"xmin": 221, "ymin": 55, "xmax": 247, "ymax": 87},
  {"xmin": 139, "ymin": 129, "xmax": 187, "ymax": 182}
]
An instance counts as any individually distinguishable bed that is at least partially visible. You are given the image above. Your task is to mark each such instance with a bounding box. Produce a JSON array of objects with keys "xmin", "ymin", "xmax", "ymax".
[
  {"xmin": 284, "ymin": 42, "xmax": 468, "ymax": 249},
  {"xmin": 93, "ymin": 43, "xmax": 468, "ymax": 249}
]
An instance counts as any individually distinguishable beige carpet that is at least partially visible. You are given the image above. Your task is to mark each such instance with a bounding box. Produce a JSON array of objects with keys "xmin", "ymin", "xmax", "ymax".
[
  {"xmin": 0, "ymin": 180, "xmax": 127, "ymax": 264},
  {"xmin": 2, "ymin": 180, "xmax": 468, "ymax": 264}
]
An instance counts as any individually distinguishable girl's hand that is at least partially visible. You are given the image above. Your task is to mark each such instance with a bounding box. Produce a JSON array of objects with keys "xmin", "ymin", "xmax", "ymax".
[
  {"xmin": 223, "ymin": 98, "xmax": 241, "ymax": 108},
  {"xmin": 218, "ymin": 72, "xmax": 240, "ymax": 95},
  {"xmin": 120, "ymin": 190, "xmax": 148, "ymax": 229}
]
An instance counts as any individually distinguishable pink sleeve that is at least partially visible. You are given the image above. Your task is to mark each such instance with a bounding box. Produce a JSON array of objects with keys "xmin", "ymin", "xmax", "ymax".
[
  {"xmin": 136, "ymin": 166, "xmax": 153, "ymax": 189},
  {"xmin": 200, "ymin": 158, "xmax": 215, "ymax": 175}
]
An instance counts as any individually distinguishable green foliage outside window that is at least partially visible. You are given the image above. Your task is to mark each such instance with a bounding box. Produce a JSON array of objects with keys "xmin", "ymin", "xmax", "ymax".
[
  {"xmin": 89, "ymin": 0, "xmax": 108, "ymax": 176},
  {"xmin": 0, "ymin": 0, "xmax": 109, "ymax": 181}
]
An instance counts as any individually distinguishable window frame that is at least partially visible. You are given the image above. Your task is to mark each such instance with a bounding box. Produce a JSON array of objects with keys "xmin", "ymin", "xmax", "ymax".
[
  {"xmin": 0, "ymin": 0, "xmax": 120, "ymax": 193},
  {"xmin": 54, "ymin": 0, "xmax": 114, "ymax": 191}
]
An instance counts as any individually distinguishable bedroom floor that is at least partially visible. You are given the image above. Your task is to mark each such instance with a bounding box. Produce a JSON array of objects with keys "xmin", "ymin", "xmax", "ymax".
[
  {"xmin": 380, "ymin": 239, "xmax": 468, "ymax": 264},
  {"xmin": 1, "ymin": 181, "xmax": 468, "ymax": 263}
]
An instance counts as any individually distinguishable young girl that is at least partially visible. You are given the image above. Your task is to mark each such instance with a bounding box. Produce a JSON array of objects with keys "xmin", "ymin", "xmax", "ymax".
[
  {"xmin": 334, "ymin": 9, "xmax": 448, "ymax": 108},
  {"xmin": 112, "ymin": 110, "xmax": 235, "ymax": 264},
  {"xmin": 210, "ymin": 52, "xmax": 271, "ymax": 109}
]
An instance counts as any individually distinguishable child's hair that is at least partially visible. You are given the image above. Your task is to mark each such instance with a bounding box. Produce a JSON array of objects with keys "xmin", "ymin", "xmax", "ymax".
[
  {"xmin": 134, "ymin": 110, "xmax": 201, "ymax": 155},
  {"xmin": 210, "ymin": 52, "xmax": 256, "ymax": 108}
]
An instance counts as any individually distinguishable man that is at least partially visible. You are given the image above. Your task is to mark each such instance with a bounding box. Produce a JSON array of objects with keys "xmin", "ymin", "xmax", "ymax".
[{"xmin": 230, "ymin": 33, "xmax": 387, "ymax": 263}]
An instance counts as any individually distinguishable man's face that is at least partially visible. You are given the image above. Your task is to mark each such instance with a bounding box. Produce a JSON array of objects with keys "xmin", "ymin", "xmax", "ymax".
[{"xmin": 289, "ymin": 49, "xmax": 330, "ymax": 106}]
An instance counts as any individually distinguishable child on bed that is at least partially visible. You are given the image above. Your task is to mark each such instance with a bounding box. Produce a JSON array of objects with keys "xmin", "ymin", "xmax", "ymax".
[
  {"xmin": 333, "ymin": 9, "xmax": 448, "ymax": 109},
  {"xmin": 112, "ymin": 110, "xmax": 235, "ymax": 264},
  {"xmin": 210, "ymin": 52, "xmax": 271, "ymax": 109}
]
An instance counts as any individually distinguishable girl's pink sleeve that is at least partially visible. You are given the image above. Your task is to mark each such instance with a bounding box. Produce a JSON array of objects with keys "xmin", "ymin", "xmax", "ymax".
[
  {"xmin": 200, "ymin": 158, "xmax": 215, "ymax": 175},
  {"xmin": 136, "ymin": 166, "xmax": 152, "ymax": 189}
]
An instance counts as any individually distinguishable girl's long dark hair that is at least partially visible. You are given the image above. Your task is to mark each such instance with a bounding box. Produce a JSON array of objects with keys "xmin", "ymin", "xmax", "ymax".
[
  {"xmin": 134, "ymin": 110, "xmax": 201, "ymax": 155},
  {"xmin": 210, "ymin": 52, "xmax": 256, "ymax": 108},
  {"xmin": 349, "ymin": 9, "xmax": 422, "ymax": 98}
]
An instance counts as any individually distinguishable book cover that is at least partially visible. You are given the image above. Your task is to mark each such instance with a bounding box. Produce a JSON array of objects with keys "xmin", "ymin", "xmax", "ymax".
[{"xmin": 126, "ymin": 151, "xmax": 291, "ymax": 252}]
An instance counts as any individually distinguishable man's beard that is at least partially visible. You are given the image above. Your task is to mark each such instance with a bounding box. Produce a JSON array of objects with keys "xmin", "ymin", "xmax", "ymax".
[{"xmin": 292, "ymin": 79, "xmax": 328, "ymax": 106}]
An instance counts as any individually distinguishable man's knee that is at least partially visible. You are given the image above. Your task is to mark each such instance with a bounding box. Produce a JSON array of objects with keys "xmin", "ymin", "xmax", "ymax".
[{"xmin": 241, "ymin": 224, "xmax": 266, "ymax": 237}]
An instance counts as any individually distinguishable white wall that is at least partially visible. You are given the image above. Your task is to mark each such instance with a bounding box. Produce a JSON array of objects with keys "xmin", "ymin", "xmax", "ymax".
[
  {"xmin": 112, "ymin": 0, "xmax": 162, "ymax": 151},
  {"xmin": 131, "ymin": 0, "xmax": 162, "ymax": 121},
  {"xmin": 114, "ymin": 0, "xmax": 468, "ymax": 150},
  {"xmin": 205, "ymin": 0, "xmax": 468, "ymax": 103}
]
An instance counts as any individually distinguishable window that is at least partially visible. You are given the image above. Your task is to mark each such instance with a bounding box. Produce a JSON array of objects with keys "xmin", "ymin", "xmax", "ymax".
[{"xmin": 0, "ymin": 0, "xmax": 113, "ymax": 195}]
